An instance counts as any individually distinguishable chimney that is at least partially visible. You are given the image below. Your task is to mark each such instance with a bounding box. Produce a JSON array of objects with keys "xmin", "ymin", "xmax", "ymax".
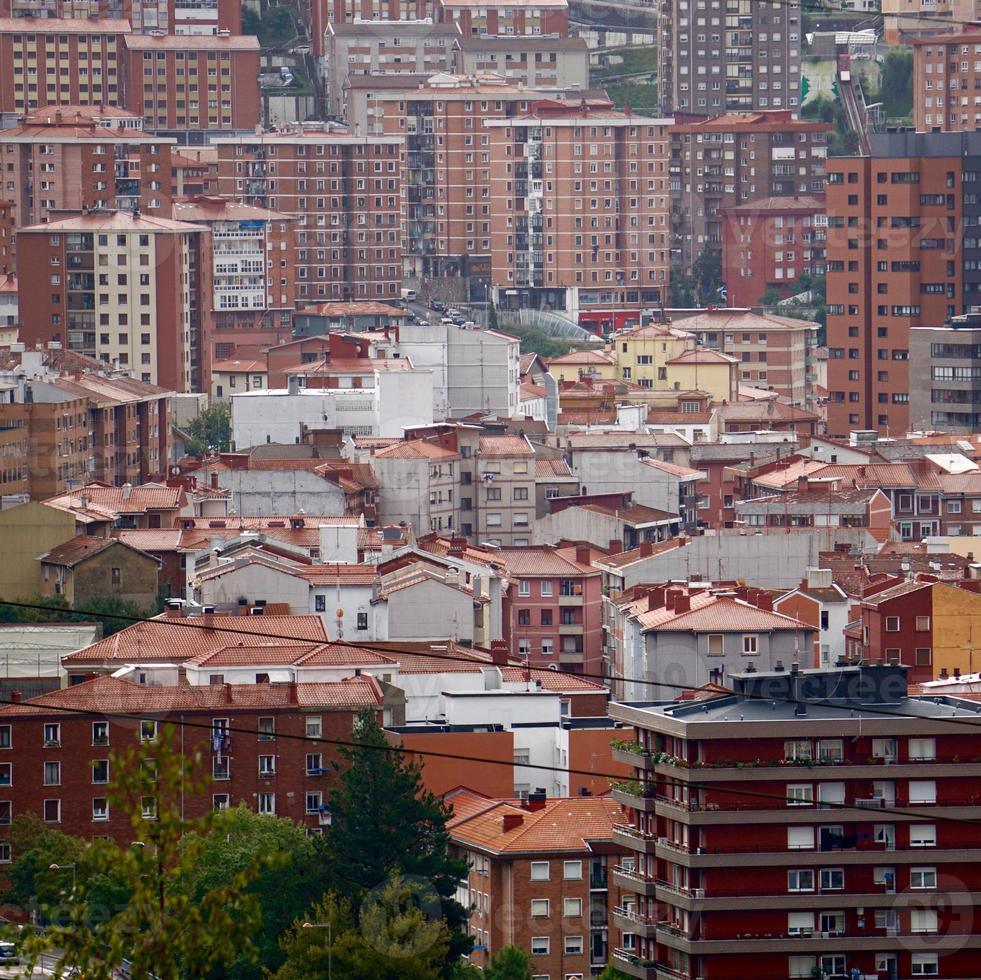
[
  {"xmin": 525, "ymin": 789, "xmax": 547, "ymax": 811},
  {"xmin": 674, "ymin": 593, "xmax": 691, "ymax": 614},
  {"xmin": 210, "ymin": 471, "xmax": 219, "ymax": 490},
  {"xmin": 755, "ymin": 592, "xmax": 773, "ymax": 612},
  {"xmin": 288, "ymin": 681, "xmax": 298, "ymax": 704},
  {"xmin": 203, "ymin": 605, "xmax": 215, "ymax": 630},
  {"xmin": 954, "ymin": 667, "xmax": 962, "ymax": 678},
  {"xmin": 647, "ymin": 585, "xmax": 667, "ymax": 611},
  {"xmin": 121, "ymin": 482, "xmax": 133, "ymax": 500},
  {"xmin": 797, "ymin": 475, "xmax": 809, "ymax": 493},
  {"xmin": 939, "ymin": 667, "xmax": 949, "ymax": 679},
  {"xmin": 608, "ymin": 539, "xmax": 623, "ymax": 555},
  {"xmin": 665, "ymin": 588, "xmax": 682, "ymax": 611},
  {"xmin": 9, "ymin": 692, "xmax": 21, "ymax": 703},
  {"xmin": 165, "ymin": 599, "xmax": 183, "ymax": 619},
  {"xmin": 575, "ymin": 545, "xmax": 591, "ymax": 566},
  {"xmin": 224, "ymin": 683, "xmax": 234, "ymax": 704},
  {"xmin": 490, "ymin": 640, "xmax": 509, "ymax": 666},
  {"xmin": 639, "ymin": 541, "xmax": 654, "ymax": 557},
  {"xmin": 502, "ymin": 812, "xmax": 524, "ymax": 832}
]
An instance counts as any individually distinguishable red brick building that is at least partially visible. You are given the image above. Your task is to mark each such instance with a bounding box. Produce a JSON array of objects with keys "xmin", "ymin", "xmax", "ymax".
[
  {"xmin": 0, "ymin": 0, "xmax": 242, "ymax": 35},
  {"xmin": 610, "ymin": 662, "xmax": 981, "ymax": 980},
  {"xmin": 0, "ymin": 18, "xmax": 129, "ymax": 116},
  {"xmin": 437, "ymin": 0, "xmax": 569, "ymax": 36},
  {"xmin": 497, "ymin": 544, "xmax": 604, "ymax": 675},
  {"xmin": 448, "ymin": 788, "xmax": 623, "ymax": 974},
  {"xmin": 0, "ymin": 673, "xmax": 382, "ymax": 851},
  {"xmin": 121, "ymin": 32, "xmax": 261, "ymax": 138},
  {"xmin": 719, "ymin": 195, "xmax": 826, "ymax": 307},
  {"xmin": 912, "ymin": 27, "xmax": 981, "ymax": 133}
]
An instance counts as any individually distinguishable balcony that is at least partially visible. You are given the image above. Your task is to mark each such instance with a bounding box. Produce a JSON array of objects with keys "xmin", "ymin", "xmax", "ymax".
[
  {"xmin": 612, "ymin": 822, "xmax": 659, "ymax": 853},
  {"xmin": 612, "ymin": 864, "xmax": 658, "ymax": 896},
  {"xmin": 610, "ymin": 742, "xmax": 656, "ymax": 770},
  {"xmin": 611, "ymin": 781, "xmax": 657, "ymax": 812},
  {"xmin": 610, "ymin": 948, "xmax": 659, "ymax": 979},
  {"xmin": 613, "ymin": 906, "xmax": 657, "ymax": 938}
]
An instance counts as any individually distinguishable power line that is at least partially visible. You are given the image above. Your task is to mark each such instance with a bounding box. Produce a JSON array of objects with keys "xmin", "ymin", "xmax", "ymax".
[
  {"xmin": 8, "ymin": 597, "xmax": 981, "ymax": 736},
  {"xmin": 0, "ymin": 688, "xmax": 977, "ymax": 831}
]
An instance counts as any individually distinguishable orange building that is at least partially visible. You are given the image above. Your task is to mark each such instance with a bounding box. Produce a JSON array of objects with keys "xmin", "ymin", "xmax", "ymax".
[
  {"xmin": 912, "ymin": 27, "xmax": 981, "ymax": 133},
  {"xmin": 486, "ymin": 101, "xmax": 671, "ymax": 318}
]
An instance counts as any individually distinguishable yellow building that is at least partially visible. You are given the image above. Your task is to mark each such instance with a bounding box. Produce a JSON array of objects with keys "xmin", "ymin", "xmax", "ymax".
[
  {"xmin": 931, "ymin": 581, "xmax": 981, "ymax": 680},
  {"xmin": 0, "ymin": 501, "xmax": 76, "ymax": 601},
  {"xmin": 663, "ymin": 348, "xmax": 740, "ymax": 403},
  {"xmin": 546, "ymin": 349, "xmax": 618, "ymax": 384},
  {"xmin": 611, "ymin": 324, "xmax": 696, "ymax": 387}
]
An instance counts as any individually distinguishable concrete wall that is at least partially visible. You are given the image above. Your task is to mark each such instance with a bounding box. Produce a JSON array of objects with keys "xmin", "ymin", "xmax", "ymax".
[
  {"xmin": 216, "ymin": 470, "xmax": 347, "ymax": 517},
  {"xmin": 194, "ymin": 563, "xmax": 309, "ymax": 613},
  {"xmin": 385, "ymin": 577, "xmax": 475, "ymax": 642},
  {"xmin": 0, "ymin": 501, "xmax": 76, "ymax": 600},
  {"xmin": 572, "ymin": 450, "xmax": 689, "ymax": 512}
]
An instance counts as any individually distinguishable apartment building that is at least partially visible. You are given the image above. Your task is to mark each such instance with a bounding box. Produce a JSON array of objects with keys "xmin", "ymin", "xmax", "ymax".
[
  {"xmin": 823, "ymin": 132, "xmax": 981, "ymax": 437},
  {"xmin": 719, "ymin": 195, "xmax": 827, "ymax": 306},
  {"xmin": 470, "ymin": 434, "xmax": 537, "ymax": 546},
  {"xmin": 0, "ymin": 673, "xmax": 382, "ymax": 846},
  {"xmin": 213, "ymin": 129, "xmax": 404, "ymax": 304},
  {"xmin": 498, "ymin": 544, "xmax": 603, "ymax": 673},
  {"xmin": 323, "ymin": 21, "xmax": 460, "ymax": 118},
  {"xmin": 16, "ymin": 210, "xmax": 205, "ymax": 392},
  {"xmin": 455, "ymin": 35, "xmax": 589, "ymax": 89},
  {"xmin": 436, "ymin": 0, "xmax": 569, "ymax": 37},
  {"xmin": 0, "ymin": 203, "xmax": 12, "ymax": 275},
  {"xmin": 912, "ymin": 28, "xmax": 981, "ymax": 133},
  {"xmin": 486, "ymin": 102, "xmax": 672, "ymax": 318},
  {"xmin": 121, "ymin": 32, "xmax": 261, "ymax": 140},
  {"xmin": 171, "ymin": 196, "xmax": 295, "ymax": 392},
  {"xmin": 676, "ymin": 307, "xmax": 820, "ymax": 408},
  {"xmin": 449, "ymin": 791, "xmax": 621, "ymax": 975},
  {"xmin": 0, "ymin": 105, "xmax": 173, "ymax": 233},
  {"xmin": 655, "ymin": 0, "xmax": 802, "ymax": 116},
  {"xmin": 0, "ymin": 17, "xmax": 128, "ymax": 115},
  {"xmin": 910, "ymin": 311, "xmax": 981, "ymax": 432},
  {"xmin": 0, "ymin": 0, "xmax": 242, "ymax": 35},
  {"xmin": 670, "ymin": 112, "xmax": 830, "ymax": 270},
  {"xmin": 609, "ymin": 662, "xmax": 981, "ymax": 980}
]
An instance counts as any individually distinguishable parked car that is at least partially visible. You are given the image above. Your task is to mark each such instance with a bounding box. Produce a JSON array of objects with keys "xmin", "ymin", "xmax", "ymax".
[{"xmin": 430, "ymin": 299, "xmax": 446, "ymax": 313}]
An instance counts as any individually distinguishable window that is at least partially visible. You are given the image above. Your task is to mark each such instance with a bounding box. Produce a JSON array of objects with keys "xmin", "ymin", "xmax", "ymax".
[
  {"xmin": 785, "ymin": 740, "xmax": 812, "ymax": 762},
  {"xmin": 909, "ymin": 737, "xmax": 936, "ymax": 761},
  {"xmin": 787, "ymin": 784, "xmax": 814, "ymax": 806},
  {"xmin": 911, "ymin": 824, "xmax": 937, "ymax": 847},
  {"xmin": 531, "ymin": 899, "xmax": 549, "ymax": 917},
  {"xmin": 742, "ymin": 634, "xmax": 759, "ymax": 655},
  {"xmin": 258, "ymin": 755, "xmax": 276, "ymax": 777},
  {"xmin": 787, "ymin": 869, "xmax": 815, "ymax": 891},
  {"xmin": 787, "ymin": 826, "xmax": 814, "ymax": 849},
  {"xmin": 911, "ymin": 867, "xmax": 937, "ymax": 889},
  {"xmin": 258, "ymin": 717, "xmax": 275, "ymax": 740},
  {"xmin": 43, "ymin": 799, "xmax": 60, "ymax": 823},
  {"xmin": 564, "ymin": 898, "xmax": 582, "ymax": 917},
  {"xmin": 916, "ymin": 615, "xmax": 931, "ymax": 631},
  {"xmin": 141, "ymin": 797, "xmax": 157, "ymax": 819},
  {"xmin": 885, "ymin": 616, "xmax": 900, "ymax": 632},
  {"xmin": 0, "ymin": 726, "xmax": 10, "ymax": 749},
  {"xmin": 92, "ymin": 760, "xmax": 109, "ymax": 784},
  {"xmin": 213, "ymin": 794, "xmax": 230, "ymax": 810},
  {"xmin": 530, "ymin": 861, "xmax": 549, "ymax": 880},
  {"xmin": 357, "ymin": 612, "xmax": 368, "ymax": 631},
  {"xmin": 306, "ymin": 752, "xmax": 323, "ymax": 775},
  {"xmin": 43, "ymin": 723, "xmax": 60, "ymax": 746},
  {"xmin": 817, "ymin": 740, "xmax": 843, "ymax": 762},
  {"xmin": 911, "ymin": 908, "xmax": 938, "ymax": 933},
  {"xmin": 909, "ymin": 780, "xmax": 936, "ymax": 804},
  {"xmin": 872, "ymin": 738, "xmax": 897, "ymax": 761},
  {"xmin": 43, "ymin": 761, "xmax": 60, "ymax": 786},
  {"xmin": 92, "ymin": 721, "xmax": 108, "ymax": 746},
  {"xmin": 540, "ymin": 581, "xmax": 553, "ymax": 597},
  {"xmin": 820, "ymin": 868, "xmax": 844, "ymax": 891},
  {"xmin": 789, "ymin": 955, "xmax": 817, "ymax": 978},
  {"xmin": 306, "ymin": 717, "xmax": 322, "ymax": 739},
  {"xmin": 140, "ymin": 720, "xmax": 158, "ymax": 742},
  {"xmin": 788, "ymin": 911, "xmax": 814, "ymax": 935},
  {"xmin": 519, "ymin": 580, "xmax": 531, "ymax": 597},
  {"xmin": 92, "ymin": 798, "xmax": 108, "ymax": 821},
  {"xmin": 306, "ymin": 792, "xmax": 322, "ymax": 814},
  {"xmin": 563, "ymin": 860, "xmax": 582, "ymax": 879},
  {"xmin": 912, "ymin": 953, "xmax": 939, "ymax": 976},
  {"xmin": 258, "ymin": 792, "xmax": 275, "ymax": 815},
  {"xmin": 0, "ymin": 764, "xmax": 10, "ymax": 787},
  {"xmin": 564, "ymin": 935, "xmax": 584, "ymax": 955},
  {"xmin": 0, "ymin": 842, "xmax": 10, "ymax": 863},
  {"xmin": 531, "ymin": 937, "xmax": 549, "ymax": 956},
  {"xmin": 707, "ymin": 634, "xmax": 724, "ymax": 656}
]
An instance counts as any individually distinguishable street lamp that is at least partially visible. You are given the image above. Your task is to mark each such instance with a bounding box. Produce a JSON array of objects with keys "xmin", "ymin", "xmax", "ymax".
[
  {"xmin": 302, "ymin": 921, "xmax": 332, "ymax": 980},
  {"xmin": 49, "ymin": 863, "xmax": 76, "ymax": 892}
]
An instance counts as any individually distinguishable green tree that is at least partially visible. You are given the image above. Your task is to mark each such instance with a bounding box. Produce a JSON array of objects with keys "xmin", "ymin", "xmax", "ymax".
[
  {"xmin": 324, "ymin": 710, "xmax": 471, "ymax": 960},
  {"xmin": 483, "ymin": 945, "xmax": 536, "ymax": 979},
  {"xmin": 241, "ymin": 5, "xmax": 259, "ymax": 35},
  {"xmin": 596, "ymin": 964, "xmax": 634, "ymax": 980},
  {"xmin": 273, "ymin": 880, "xmax": 452, "ymax": 980},
  {"xmin": 760, "ymin": 287, "xmax": 784, "ymax": 307},
  {"xmin": 185, "ymin": 402, "xmax": 231, "ymax": 456},
  {"xmin": 177, "ymin": 805, "xmax": 324, "ymax": 979},
  {"xmin": 670, "ymin": 272, "xmax": 696, "ymax": 308},
  {"xmin": 0, "ymin": 593, "xmax": 151, "ymax": 636},
  {"xmin": 692, "ymin": 246, "xmax": 723, "ymax": 305},
  {"xmin": 878, "ymin": 48, "xmax": 913, "ymax": 119},
  {"xmin": 21, "ymin": 726, "xmax": 268, "ymax": 980}
]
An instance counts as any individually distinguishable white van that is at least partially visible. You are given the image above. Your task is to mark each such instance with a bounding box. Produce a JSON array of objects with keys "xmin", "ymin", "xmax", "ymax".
[{"xmin": 401, "ymin": 288, "xmax": 417, "ymax": 302}]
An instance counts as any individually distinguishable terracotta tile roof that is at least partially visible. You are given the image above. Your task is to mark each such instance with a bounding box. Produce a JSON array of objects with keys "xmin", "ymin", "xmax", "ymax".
[
  {"xmin": 38, "ymin": 535, "xmax": 115, "ymax": 567},
  {"xmin": 375, "ymin": 564, "xmax": 480, "ymax": 600},
  {"xmin": 44, "ymin": 483, "xmax": 184, "ymax": 517},
  {"xmin": 593, "ymin": 538, "xmax": 684, "ymax": 570},
  {"xmin": 171, "ymin": 198, "xmax": 291, "ymax": 223},
  {"xmin": 546, "ymin": 349, "xmax": 616, "ymax": 366},
  {"xmin": 716, "ymin": 401, "xmax": 819, "ymax": 423},
  {"xmin": 188, "ymin": 641, "xmax": 397, "ymax": 669},
  {"xmin": 647, "ymin": 409, "xmax": 713, "ymax": 424},
  {"xmin": 123, "ymin": 33, "xmax": 261, "ymax": 50},
  {"xmin": 43, "ymin": 372, "xmax": 172, "ymax": 405},
  {"xmin": 859, "ymin": 579, "xmax": 934, "ymax": 607},
  {"xmin": 639, "ymin": 458, "xmax": 703, "ymax": 479},
  {"xmin": 0, "ymin": 674, "xmax": 381, "ymax": 716},
  {"xmin": 416, "ymin": 535, "xmax": 508, "ymax": 568},
  {"xmin": 670, "ymin": 308, "xmax": 819, "ymax": 331},
  {"xmin": 449, "ymin": 797, "xmax": 620, "ymax": 854},
  {"xmin": 478, "ymin": 435, "xmax": 533, "ymax": 457},
  {"xmin": 299, "ymin": 301, "xmax": 406, "ymax": 317},
  {"xmin": 535, "ymin": 458, "xmax": 575, "ymax": 478},
  {"xmin": 298, "ymin": 563, "xmax": 380, "ymax": 586},
  {"xmin": 113, "ymin": 529, "xmax": 183, "ymax": 552},
  {"xmin": 811, "ymin": 462, "xmax": 935, "ymax": 490},
  {"xmin": 666, "ymin": 348, "xmax": 739, "ymax": 365},
  {"xmin": 373, "ymin": 439, "xmax": 460, "ymax": 460},
  {"xmin": 444, "ymin": 788, "xmax": 497, "ymax": 822},
  {"xmin": 617, "ymin": 324, "xmax": 694, "ymax": 341},
  {"xmin": 211, "ymin": 358, "xmax": 267, "ymax": 374},
  {"xmin": 566, "ymin": 431, "xmax": 689, "ymax": 449},
  {"xmin": 495, "ymin": 546, "xmax": 601, "ymax": 577},
  {"xmin": 23, "ymin": 211, "xmax": 203, "ymax": 234},
  {"xmin": 558, "ymin": 409, "xmax": 618, "ymax": 426},
  {"xmin": 63, "ymin": 614, "xmax": 329, "ymax": 665},
  {"xmin": 0, "ymin": 16, "xmax": 129, "ymax": 32},
  {"xmin": 637, "ymin": 595, "xmax": 808, "ymax": 633},
  {"xmin": 752, "ymin": 459, "xmax": 830, "ymax": 490},
  {"xmin": 501, "ymin": 666, "xmax": 607, "ymax": 692},
  {"xmin": 314, "ymin": 460, "xmax": 379, "ymax": 491}
]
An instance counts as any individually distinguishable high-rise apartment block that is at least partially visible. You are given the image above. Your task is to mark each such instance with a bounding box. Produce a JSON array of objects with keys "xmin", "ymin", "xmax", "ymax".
[
  {"xmin": 609, "ymin": 663, "xmax": 981, "ymax": 980},
  {"xmin": 0, "ymin": 106, "xmax": 173, "ymax": 231},
  {"xmin": 0, "ymin": 0, "xmax": 242, "ymax": 35},
  {"xmin": 487, "ymin": 103, "xmax": 671, "ymax": 318},
  {"xmin": 212, "ymin": 130, "xmax": 404, "ymax": 304},
  {"xmin": 912, "ymin": 28, "xmax": 981, "ymax": 134},
  {"xmin": 0, "ymin": 18, "xmax": 128, "ymax": 116},
  {"xmin": 121, "ymin": 33, "xmax": 261, "ymax": 139},
  {"xmin": 824, "ymin": 132, "xmax": 980, "ymax": 437},
  {"xmin": 16, "ymin": 210, "xmax": 206, "ymax": 392},
  {"xmin": 656, "ymin": 0, "xmax": 802, "ymax": 116},
  {"xmin": 171, "ymin": 195, "xmax": 296, "ymax": 391},
  {"xmin": 909, "ymin": 310, "xmax": 981, "ymax": 433},
  {"xmin": 436, "ymin": 0, "xmax": 569, "ymax": 36},
  {"xmin": 670, "ymin": 112, "xmax": 830, "ymax": 269}
]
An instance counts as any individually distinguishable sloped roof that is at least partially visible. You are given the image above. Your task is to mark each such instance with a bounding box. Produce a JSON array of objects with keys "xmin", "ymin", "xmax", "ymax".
[
  {"xmin": 636, "ymin": 594, "xmax": 808, "ymax": 633},
  {"xmin": 373, "ymin": 439, "xmax": 460, "ymax": 460},
  {"xmin": 39, "ymin": 535, "xmax": 159, "ymax": 569},
  {"xmin": 44, "ymin": 483, "xmax": 184, "ymax": 517},
  {"xmin": 495, "ymin": 546, "xmax": 601, "ymax": 577},
  {"xmin": 478, "ymin": 435, "xmax": 534, "ymax": 457}
]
